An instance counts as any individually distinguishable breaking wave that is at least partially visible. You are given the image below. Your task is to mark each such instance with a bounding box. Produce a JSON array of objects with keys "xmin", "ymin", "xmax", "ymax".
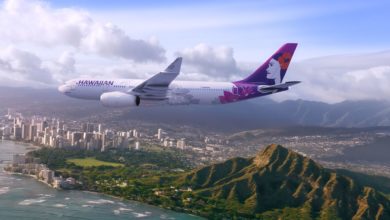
[
  {"xmin": 0, "ymin": 187, "xmax": 10, "ymax": 195},
  {"xmin": 86, "ymin": 199, "xmax": 115, "ymax": 205},
  {"xmin": 19, "ymin": 199, "xmax": 46, "ymax": 206}
]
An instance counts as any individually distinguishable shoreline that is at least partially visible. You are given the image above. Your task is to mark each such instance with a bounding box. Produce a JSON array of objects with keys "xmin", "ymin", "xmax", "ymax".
[
  {"xmin": 5, "ymin": 170, "xmax": 201, "ymax": 218},
  {"xmin": 4, "ymin": 171, "xmax": 55, "ymax": 189},
  {"xmin": 2, "ymin": 139, "xmax": 204, "ymax": 219},
  {"xmin": 0, "ymin": 139, "xmax": 38, "ymax": 148}
]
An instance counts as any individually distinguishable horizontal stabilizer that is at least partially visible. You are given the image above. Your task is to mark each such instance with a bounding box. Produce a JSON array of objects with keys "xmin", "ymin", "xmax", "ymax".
[{"xmin": 258, "ymin": 81, "xmax": 300, "ymax": 93}]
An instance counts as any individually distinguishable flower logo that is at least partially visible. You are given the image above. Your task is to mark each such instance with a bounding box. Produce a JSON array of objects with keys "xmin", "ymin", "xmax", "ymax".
[{"xmin": 277, "ymin": 52, "xmax": 292, "ymax": 70}]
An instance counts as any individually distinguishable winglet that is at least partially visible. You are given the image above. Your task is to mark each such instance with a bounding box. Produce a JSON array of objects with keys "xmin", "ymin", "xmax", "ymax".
[{"xmin": 164, "ymin": 57, "xmax": 182, "ymax": 73}]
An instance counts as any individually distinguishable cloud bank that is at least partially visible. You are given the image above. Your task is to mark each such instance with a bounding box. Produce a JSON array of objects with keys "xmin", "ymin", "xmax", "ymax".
[
  {"xmin": 275, "ymin": 51, "xmax": 390, "ymax": 103},
  {"xmin": 0, "ymin": 0, "xmax": 166, "ymax": 85},
  {"xmin": 176, "ymin": 43, "xmax": 245, "ymax": 81},
  {"xmin": 0, "ymin": 0, "xmax": 165, "ymax": 62},
  {"xmin": 0, "ymin": 47, "xmax": 55, "ymax": 85}
]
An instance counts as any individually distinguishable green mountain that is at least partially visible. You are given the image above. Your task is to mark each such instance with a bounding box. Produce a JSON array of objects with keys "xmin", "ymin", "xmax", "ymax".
[{"xmin": 179, "ymin": 144, "xmax": 390, "ymax": 219}]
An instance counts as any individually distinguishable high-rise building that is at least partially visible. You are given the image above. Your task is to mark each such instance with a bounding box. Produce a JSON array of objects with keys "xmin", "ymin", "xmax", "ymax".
[
  {"xmin": 157, "ymin": 128, "xmax": 162, "ymax": 140},
  {"xmin": 43, "ymin": 133, "xmax": 50, "ymax": 146},
  {"xmin": 21, "ymin": 123, "xmax": 30, "ymax": 140},
  {"xmin": 49, "ymin": 136, "xmax": 55, "ymax": 147},
  {"xmin": 120, "ymin": 137, "xmax": 129, "ymax": 149},
  {"xmin": 2, "ymin": 126, "xmax": 11, "ymax": 136},
  {"xmin": 119, "ymin": 132, "xmax": 127, "ymax": 137},
  {"xmin": 56, "ymin": 120, "xmax": 64, "ymax": 130},
  {"xmin": 87, "ymin": 138, "xmax": 99, "ymax": 150},
  {"xmin": 44, "ymin": 127, "xmax": 50, "ymax": 137},
  {"xmin": 28, "ymin": 124, "xmax": 37, "ymax": 141},
  {"xmin": 163, "ymin": 137, "xmax": 169, "ymax": 147},
  {"xmin": 101, "ymin": 133, "xmax": 107, "ymax": 152},
  {"xmin": 13, "ymin": 125, "xmax": 22, "ymax": 140},
  {"xmin": 71, "ymin": 132, "xmax": 83, "ymax": 146},
  {"xmin": 13, "ymin": 117, "xmax": 22, "ymax": 126},
  {"xmin": 133, "ymin": 129, "xmax": 138, "ymax": 138},
  {"xmin": 66, "ymin": 131, "xmax": 72, "ymax": 140},
  {"xmin": 54, "ymin": 136, "xmax": 65, "ymax": 148},
  {"xmin": 50, "ymin": 127, "xmax": 57, "ymax": 137},
  {"xmin": 83, "ymin": 132, "xmax": 93, "ymax": 143},
  {"xmin": 169, "ymin": 139, "xmax": 175, "ymax": 147},
  {"xmin": 126, "ymin": 131, "xmax": 132, "ymax": 138},
  {"xmin": 177, "ymin": 138, "xmax": 186, "ymax": 150},
  {"xmin": 40, "ymin": 121, "xmax": 49, "ymax": 132}
]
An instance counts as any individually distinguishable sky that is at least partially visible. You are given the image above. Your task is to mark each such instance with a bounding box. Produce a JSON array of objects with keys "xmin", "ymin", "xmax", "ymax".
[{"xmin": 0, "ymin": 0, "xmax": 389, "ymax": 103}]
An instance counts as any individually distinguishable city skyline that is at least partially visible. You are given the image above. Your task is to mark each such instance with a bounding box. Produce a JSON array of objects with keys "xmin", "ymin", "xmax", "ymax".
[{"xmin": 2, "ymin": 110, "xmax": 190, "ymax": 152}]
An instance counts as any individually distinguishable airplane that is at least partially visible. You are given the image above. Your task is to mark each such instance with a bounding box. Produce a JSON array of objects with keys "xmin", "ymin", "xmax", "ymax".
[{"xmin": 58, "ymin": 43, "xmax": 300, "ymax": 107}]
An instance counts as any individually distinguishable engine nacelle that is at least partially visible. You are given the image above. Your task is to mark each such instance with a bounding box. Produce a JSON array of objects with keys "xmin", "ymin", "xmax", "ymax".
[{"xmin": 100, "ymin": 92, "xmax": 140, "ymax": 107}]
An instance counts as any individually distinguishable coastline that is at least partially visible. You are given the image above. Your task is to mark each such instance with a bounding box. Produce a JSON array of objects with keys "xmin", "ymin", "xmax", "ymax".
[
  {"xmin": 2, "ymin": 140, "xmax": 60, "ymax": 189},
  {"xmin": 84, "ymin": 190, "xmax": 201, "ymax": 218},
  {"xmin": 5, "ymin": 168, "xmax": 201, "ymax": 218},
  {"xmin": 2, "ymin": 139, "xmax": 204, "ymax": 219},
  {"xmin": 4, "ymin": 171, "xmax": 55, "ymax": 189},
  {"xmin": 1, "ymin": 139, "xmax": 38, "ymax": 148}
]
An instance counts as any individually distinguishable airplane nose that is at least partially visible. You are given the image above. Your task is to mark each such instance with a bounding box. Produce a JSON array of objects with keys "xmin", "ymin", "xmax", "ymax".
[{"xmin": 58, "ymin": 85, "xmax": 68, "ymax": 93}]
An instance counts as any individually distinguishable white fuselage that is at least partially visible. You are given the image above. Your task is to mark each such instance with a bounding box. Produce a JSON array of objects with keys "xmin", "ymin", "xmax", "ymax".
[{"xmin": 58, "ymin": 78, "xmax": 239, "ymax": 106}]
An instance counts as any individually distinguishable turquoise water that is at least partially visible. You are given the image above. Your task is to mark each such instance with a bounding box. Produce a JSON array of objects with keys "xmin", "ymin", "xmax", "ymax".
[{"xmin": 0, "ymin": 141, "xmax": 202, "ymax": 220}]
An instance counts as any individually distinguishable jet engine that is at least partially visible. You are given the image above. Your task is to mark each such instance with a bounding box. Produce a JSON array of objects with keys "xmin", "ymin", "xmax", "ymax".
[{"xmin": 100, "ymin": 92, "xmax": 140, "ymax": 107}]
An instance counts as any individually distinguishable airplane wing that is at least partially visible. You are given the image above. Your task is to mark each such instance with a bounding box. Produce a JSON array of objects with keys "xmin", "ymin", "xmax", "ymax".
[{"xmin": 130, "ymin": 57, "xmax": 182, "ymax": 100}]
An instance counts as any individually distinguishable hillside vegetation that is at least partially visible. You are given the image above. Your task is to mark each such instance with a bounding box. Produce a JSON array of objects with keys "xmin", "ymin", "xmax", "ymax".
[{"xmin": 179, "ymin": 144, "xmax": 390, "ymax": 219}]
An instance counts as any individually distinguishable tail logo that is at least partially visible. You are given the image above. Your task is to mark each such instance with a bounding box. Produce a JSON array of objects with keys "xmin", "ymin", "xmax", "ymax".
[{"xmin": 266, "ymin": 52, "xmax": 292, "ymax": 85}]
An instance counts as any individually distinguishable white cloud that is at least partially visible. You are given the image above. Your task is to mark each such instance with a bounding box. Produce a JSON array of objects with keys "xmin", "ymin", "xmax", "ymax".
[
  {"xmin": 0, "ymin": 47, "xmax": 80, "ymax": 86},
  {"xmin": 80, "ymin": 23, "xmax": 165, "ymax": 62},
  {"xmin": 176, "ymin": 44, "xmax": 244, "ymax": 81},
  {"xmin": 0, "ymin": 47, "xmax": 55, "ymax": 85},
  {"xmin": 58, "ymin": 51, "xmax": 76, "ymax": 74},
  {"xmin": 0, "ymin": 0, "xmax": 165, "ymax": 62},
  {"xmin": 273, "ymin": 51, "xmax": 390, "ymax": 103},
  {"xmin": 0, "ymin": 0, "xmax": 168, "ymax": 86}
]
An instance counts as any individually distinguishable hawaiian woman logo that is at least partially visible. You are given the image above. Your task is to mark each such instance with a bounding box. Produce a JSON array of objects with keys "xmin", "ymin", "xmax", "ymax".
[{"xmin": 266, "ymin": 52, "xmax": 292, "ymax": 84}]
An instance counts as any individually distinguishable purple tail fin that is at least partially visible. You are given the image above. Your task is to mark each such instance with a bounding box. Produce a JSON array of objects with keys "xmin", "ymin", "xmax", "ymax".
[{"xmin": 236, "ymin": 43, "xmax": 297, "ymax": 85}]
